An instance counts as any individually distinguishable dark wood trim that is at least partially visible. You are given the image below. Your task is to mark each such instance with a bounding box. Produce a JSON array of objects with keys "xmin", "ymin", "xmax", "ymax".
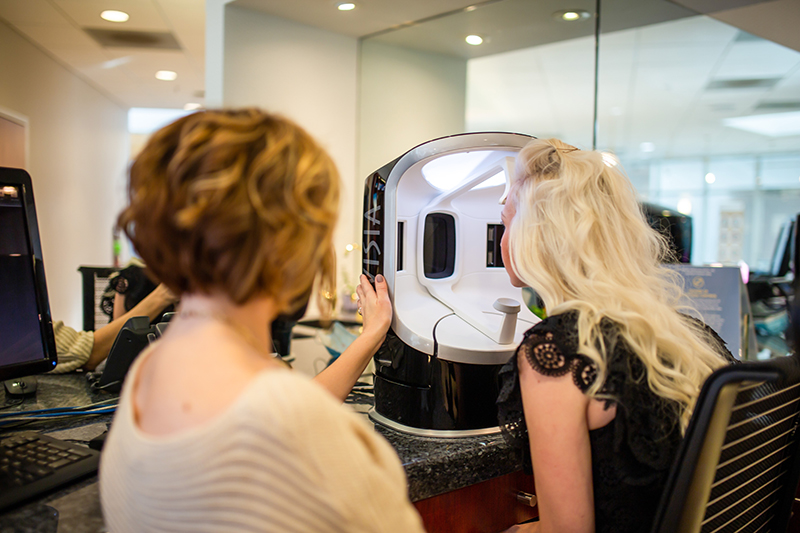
[{"xmin": 414, "ymin": 470, "xmax": 537, "ymax": 533}]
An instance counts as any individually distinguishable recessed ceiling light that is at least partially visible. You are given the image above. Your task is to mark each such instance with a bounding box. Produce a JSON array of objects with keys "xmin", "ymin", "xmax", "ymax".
[
  {"xmin": 553, "ymin": 10, "xmax": 591, "ymax": 22},
  {"xmin": 677, "ymin": 198, "xmax": 692, "ymax": 215},
  {"xmin": 184, "ymin": 103, "xmax": 202, "ymax": 111},
  {"xmin": 155, "ymin": 70, "xmax": 177, "ymax": 81},
  {"xmin": 101, "ymin": 10, "xmax": 129, "ymax": 23},
  {"xmin": 337, "ymin": 3, "xmax": 355, "ymax": 11},
  {"xmin": 465, "ymin": 35, "xmax": 483, "ymax": 46},
  {"xmin": 705, "ymin": 172, "xmax": 716, "ymax": 184}
]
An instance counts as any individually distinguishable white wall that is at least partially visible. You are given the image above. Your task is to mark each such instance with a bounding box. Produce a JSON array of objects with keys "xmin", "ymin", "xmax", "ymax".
[
  {"xmin": 204, "ymin": 0, "xmax": 233, "ymax": 108},
  {"xmin": 0, "ymin": 20, "xmax": 129, "ymax": 329},
  {"xmin": 208, "ymin": 7, "xmax": 467, "ymax": 304},
  {"xmin": 214, "ymin": 5, "xmax": 360, "ymax": 301},
  {"xmin": 357, "ymin": 41, "xmax": 466, "ymax": 285},
  {"xmin": 359, "ymin": 41, "xmax": 467, "ymax": 181}
]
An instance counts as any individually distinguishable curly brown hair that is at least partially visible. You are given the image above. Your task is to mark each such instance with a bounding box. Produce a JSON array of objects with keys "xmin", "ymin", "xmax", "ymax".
[{"xmin": 118, "ymin": 109, "xmax": 339, "ymax": 313}]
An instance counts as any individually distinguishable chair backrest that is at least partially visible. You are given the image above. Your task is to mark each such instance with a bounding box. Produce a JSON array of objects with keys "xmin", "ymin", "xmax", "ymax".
[
  {"xmin": 652, "ymin": 354, "xmax": 800, "ymax": 533},
  {"xmin": 77, "ymin": 265, "xmax": 119, "ymax": 331}
]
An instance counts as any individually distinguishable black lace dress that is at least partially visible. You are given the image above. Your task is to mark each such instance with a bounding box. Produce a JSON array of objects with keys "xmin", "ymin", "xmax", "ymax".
[{"xmin": 496, "ymin": 312, "xmax": 734, "ymax": 533}]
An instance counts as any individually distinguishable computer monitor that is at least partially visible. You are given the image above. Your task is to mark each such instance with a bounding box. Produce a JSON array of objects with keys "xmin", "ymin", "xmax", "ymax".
[
  {"xmin": 640, "ymin": 202, "xmax": 693, "ymax": 263},
  {"xmin": 794, "ymin": 213, "xmax": 799, "ymax": 293},
  {"xmin": 0, "ymin": 167, "xmax": 58, "ymax": 381},
  {"xmin": 769, "ymin": 217, "xmax": 795, "ymax": 278}
]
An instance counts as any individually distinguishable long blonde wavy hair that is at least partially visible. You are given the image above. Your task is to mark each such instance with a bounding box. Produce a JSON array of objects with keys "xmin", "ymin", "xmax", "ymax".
[{"xmin": 507, "ymin": 138, "xmax": 728, "ymax": 431}]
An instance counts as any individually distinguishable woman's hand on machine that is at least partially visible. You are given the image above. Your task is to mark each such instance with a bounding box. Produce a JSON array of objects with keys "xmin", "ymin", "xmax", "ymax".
[
  {"xmin": 313, "ymin": 275, "xmax": 391, "ymax": 401},
  {"xmin": 356, "ymin": 274, "xmax": 392, "ymax": 344}
]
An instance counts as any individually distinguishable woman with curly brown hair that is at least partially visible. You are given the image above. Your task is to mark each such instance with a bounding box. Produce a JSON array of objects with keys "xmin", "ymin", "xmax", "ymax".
[{"xmin": 99, "ymin": 109, "xmax": 423, "ymax": 533}]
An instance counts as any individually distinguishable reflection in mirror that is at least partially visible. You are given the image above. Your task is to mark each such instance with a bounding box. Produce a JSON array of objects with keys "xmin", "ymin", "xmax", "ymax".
[
  {"xmin": 597, "ymin": 6, "xmax": 800, "ymax": 270},
  {"xmin": 359, "ymin": 0, "xmax": 799, "ymax": 275},
  {"xmin": 358, "ymin": 0, "xmax": 599, "ymax": 180}
]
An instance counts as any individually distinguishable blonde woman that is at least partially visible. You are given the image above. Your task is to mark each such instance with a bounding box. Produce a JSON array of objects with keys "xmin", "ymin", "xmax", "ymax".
[
  {"xmin": 99, "ymin": 109, "xmax": 424, "ymax": 533},
  {"xmin": 497, "ymin": 138, "xmax": 734, "ymax": 533}
]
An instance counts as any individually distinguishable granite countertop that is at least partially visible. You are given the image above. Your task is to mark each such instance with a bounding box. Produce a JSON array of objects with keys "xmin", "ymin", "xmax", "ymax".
[
  {"xmin": 0, "ymin": 372, "xmax": 521, "ymax": 532},
  {"xmin": 344, "ymin": 382, "xmax": 523, "ymax": 501}
]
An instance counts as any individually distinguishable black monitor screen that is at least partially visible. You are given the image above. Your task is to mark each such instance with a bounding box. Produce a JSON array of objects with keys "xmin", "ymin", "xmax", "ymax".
[
  {"xmin": 770, "ymin": 218, "xmax": 795, "ymax": 278},
  {"xmin": 793, "ymin": 213, "xmax": 799, "ymax": 297},
  {"xmin": 0, "ymin": 168, "xmax": 57, "ymax": 379}
]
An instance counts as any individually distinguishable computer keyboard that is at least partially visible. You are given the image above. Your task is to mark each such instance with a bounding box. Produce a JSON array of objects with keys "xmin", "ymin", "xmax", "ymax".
[{"xmin": 0, "ymin": 431, "xmax": 100, "ymax": 511}]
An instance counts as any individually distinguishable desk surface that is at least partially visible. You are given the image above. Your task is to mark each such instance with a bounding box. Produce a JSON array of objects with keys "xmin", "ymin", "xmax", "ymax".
[{"xmin": 0, "ymin": 372, "xmax": 520, "ymax": 532}]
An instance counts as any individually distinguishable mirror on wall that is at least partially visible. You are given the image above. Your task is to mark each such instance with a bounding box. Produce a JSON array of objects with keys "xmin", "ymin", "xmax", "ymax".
[{"xmin": 359, "ymin": 0, "xmax": 800, "ymax": 273}]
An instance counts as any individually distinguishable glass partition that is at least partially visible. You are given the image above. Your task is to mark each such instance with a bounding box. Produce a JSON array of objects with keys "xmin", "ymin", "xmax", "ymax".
[
  {"xmin": 360, "ymin": 0, "xmax": 800, "ymax": 272},
  {"xmin": 596, "ymin": 8, "xmax": 800, "ymax": 270},
  {"xmin": 358, "ymin": 0, "xmax": 598, "ymax": 178}
]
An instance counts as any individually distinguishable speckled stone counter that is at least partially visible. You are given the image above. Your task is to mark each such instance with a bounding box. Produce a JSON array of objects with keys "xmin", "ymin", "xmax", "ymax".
[
  {"xmin": 0, "ymin": 373, "xmax": 522, "ymax": 532},
  {"xmin": 345, "ymin": 387, "xmax": 523, "ymax": 501}
]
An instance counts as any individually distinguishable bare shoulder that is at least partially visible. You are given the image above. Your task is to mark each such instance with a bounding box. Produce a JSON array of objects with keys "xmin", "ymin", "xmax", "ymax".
[
  {"xmin": 518, "ymin": 349, "xmax": 590, "ymax": 412},
  {"xmin": 133, "ymin": 323, "xmax": 281, "ymax": 436},
  {"xmin": 517, "ymin": 337, "xmax": 615, "ymax": 431}
]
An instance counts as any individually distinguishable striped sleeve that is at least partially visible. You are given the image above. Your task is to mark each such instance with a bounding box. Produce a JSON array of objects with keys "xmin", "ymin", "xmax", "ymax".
[{"xmin": 49, "ymin": 321, "xmax": 94, "ymax": 373}]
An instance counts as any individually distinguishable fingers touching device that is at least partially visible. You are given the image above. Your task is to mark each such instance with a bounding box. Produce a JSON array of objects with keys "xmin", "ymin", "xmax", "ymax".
[{"xmin": 363, "ymin": 132, "xmax": 539, "ymax": 437}]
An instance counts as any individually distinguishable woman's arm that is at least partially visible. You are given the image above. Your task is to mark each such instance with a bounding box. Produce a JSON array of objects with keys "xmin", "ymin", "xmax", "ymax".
[
  {"xmin": 83, "ymin": 283, "xmax": 178, "ymax": 371},
  {"xmin": 516, "ymin": 351, "xmax": 595, "ymax": 533},
  {"xmin": 112, "ymin": 292, "xmax": 127, "ymax": 320},
  {"xmin": 313, "ymin": 274, "xmax": 391, "ymax": 402}
]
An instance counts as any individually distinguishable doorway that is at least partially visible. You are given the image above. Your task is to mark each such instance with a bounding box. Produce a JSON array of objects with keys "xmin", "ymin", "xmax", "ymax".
[{"xmin": 0, "ymin": 109, "xmax": 27, "ymax": 168}]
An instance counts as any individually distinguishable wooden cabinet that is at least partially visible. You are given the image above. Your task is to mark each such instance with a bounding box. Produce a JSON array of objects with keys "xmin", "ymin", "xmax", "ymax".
[
  {"xmin": 788, "ymin": 479, "xmax": 800, "ymax": 532},
  {"xmin": 414, "ymin": 470, "xmax": 537, "ymax": 533}
]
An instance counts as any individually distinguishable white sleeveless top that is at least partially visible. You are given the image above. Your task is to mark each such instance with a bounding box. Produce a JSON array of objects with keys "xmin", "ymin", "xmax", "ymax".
[{"xmin": 99, "ymin": 352, "xmax": 424, "ymax": 533}]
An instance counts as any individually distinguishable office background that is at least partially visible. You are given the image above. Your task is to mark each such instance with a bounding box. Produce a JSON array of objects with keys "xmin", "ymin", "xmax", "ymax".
[{"xmin": 0, "ymin": 0, "xmax": 797, "ymax": 329}]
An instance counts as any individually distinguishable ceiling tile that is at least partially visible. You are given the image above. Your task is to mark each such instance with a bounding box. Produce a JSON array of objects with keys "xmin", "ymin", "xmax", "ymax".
[
  {"xmin": 635, "ymin": 15, "xmax": 738, "ymax": 45},
  {"xmin": 52, "ymin": 0, "xmax": 169, "ymax": 31},
  {"xmin": 15, "ymin": 23, "xmax": 100, "ymax": 49},
  {"xmin": 0, "ymin": 0, "xmax": 66, "ymax": 26},
  {"xmin": 231, "ymin": 0, "xmax": 480, "ymax": 38},
  {"xmin": 50, "ymin": 47, "xmax": 115, "ymax": 69},
  {"xmin": 714, "ymin": 40, "xmax": 800, "ymax": 79}
]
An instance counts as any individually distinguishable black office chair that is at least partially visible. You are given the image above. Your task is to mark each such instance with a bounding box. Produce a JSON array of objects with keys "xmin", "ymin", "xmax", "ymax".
[{"xmin": 652, "ymin": 353, "xmax": 800, "ymax": 533}]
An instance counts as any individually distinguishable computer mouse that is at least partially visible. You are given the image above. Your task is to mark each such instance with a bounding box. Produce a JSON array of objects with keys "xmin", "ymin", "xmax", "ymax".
[{"xmin": 3, "ymin": 377, "xmax": 38, "ymax": 397}]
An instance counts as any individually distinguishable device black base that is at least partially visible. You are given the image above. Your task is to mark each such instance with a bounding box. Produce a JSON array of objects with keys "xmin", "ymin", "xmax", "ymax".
[{"xmin": 373, "ymin": 359, "xmax": 504, "ymax": 432}]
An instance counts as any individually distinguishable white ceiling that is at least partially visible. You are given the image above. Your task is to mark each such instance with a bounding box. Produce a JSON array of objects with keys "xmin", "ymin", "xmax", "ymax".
[
  {"xmin": 465, "ymin": 15, "xmax": 800, "ymax": 162},
  {"xmin": 0, "ymin": 0, "xmax": 485, "ymax": 109},
  {"xmin": 231, "ymin": 0, "xmax": 481, "ymax": 38},
  {"xmin": 0, "ymin": 0, "xmax": 797, "ymax": 165},
  {"xmin": 0, "ymin": 0, "xmax": 206, "ymax": 108}
]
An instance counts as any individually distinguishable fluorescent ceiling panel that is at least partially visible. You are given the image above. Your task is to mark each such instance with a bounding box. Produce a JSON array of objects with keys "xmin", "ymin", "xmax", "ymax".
[{"xmin": 722, "ymin": 111, "xmax": 800, "ymax": 137}]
